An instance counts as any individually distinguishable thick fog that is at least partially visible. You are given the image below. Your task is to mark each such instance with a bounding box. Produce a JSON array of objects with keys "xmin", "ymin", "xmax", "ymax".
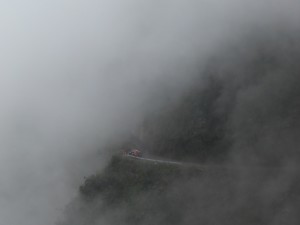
[{"xmin": 1, "ymin": 0, "xmax": 300, "ymax": 225}]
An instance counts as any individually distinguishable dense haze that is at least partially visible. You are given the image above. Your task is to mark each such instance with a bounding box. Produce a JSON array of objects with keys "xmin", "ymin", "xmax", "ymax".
[
  {"xmin": 1, "ymin": 1, "xmax": 300, "ymax": 225},
  {"xmin": 59, "ymin": 26, "xmax": 300, "ymax": 225}
]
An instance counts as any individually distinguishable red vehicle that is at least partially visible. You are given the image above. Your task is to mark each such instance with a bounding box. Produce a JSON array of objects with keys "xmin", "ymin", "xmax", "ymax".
[{"xmin": 128, "ymin": 149, "xmax": 142, "ymax": 157}]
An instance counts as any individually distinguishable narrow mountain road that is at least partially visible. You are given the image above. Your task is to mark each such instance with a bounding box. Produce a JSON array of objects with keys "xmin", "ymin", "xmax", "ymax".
[{"xmin": 127, "ymin": 155, "xmax": 183, "ymax": 165}]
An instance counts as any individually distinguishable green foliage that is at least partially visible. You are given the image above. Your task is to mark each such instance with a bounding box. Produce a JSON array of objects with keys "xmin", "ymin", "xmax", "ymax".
[
  {"xmin": 80, "ymin": 155, "xmax": 201, "ymax": 203},
  {"xmin": 73, "ymin": 155, "xmax": 202, "ymax": 225}
]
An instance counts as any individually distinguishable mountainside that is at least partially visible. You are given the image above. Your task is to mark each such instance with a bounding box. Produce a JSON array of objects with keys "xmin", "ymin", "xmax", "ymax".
[
  {"xmin": 58, "ymin": 156, "xmax": 203, "ymax": 225},
  {"xmin": 58, "ymin": 27, "xmax": 300, "ymax": 225}
]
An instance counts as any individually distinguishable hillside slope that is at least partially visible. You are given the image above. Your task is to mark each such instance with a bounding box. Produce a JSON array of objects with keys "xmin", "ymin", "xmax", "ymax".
[
  {"xmin": 58, "ymin": 155, "xmax": 203, "ymax": 225},
  {"xmin": 58, "ymin": 27, "xmax": 300, "ymax": 225}
]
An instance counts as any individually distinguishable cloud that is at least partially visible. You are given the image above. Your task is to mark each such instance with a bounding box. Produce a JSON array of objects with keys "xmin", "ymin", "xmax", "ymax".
[{"xmin": 0, "ymin": 0, "xmax": 300, "ymax": 224}]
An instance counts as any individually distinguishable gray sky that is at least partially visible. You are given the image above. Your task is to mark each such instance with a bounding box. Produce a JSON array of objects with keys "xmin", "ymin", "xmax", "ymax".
[{"xmin": 0, "ymin": 0, "xmax": 300, "ymax": 225}]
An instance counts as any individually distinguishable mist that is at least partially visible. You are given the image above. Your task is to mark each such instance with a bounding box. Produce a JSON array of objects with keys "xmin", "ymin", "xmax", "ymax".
[{"xmin": 1, "ymin": 0, "xmax": 300, "ymax": 225}]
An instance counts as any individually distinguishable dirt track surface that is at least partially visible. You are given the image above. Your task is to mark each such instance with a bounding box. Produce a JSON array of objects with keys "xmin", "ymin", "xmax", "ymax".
[{"xmin": 127, "ymin": 155, "xmax": 183, "ymax": 165}]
